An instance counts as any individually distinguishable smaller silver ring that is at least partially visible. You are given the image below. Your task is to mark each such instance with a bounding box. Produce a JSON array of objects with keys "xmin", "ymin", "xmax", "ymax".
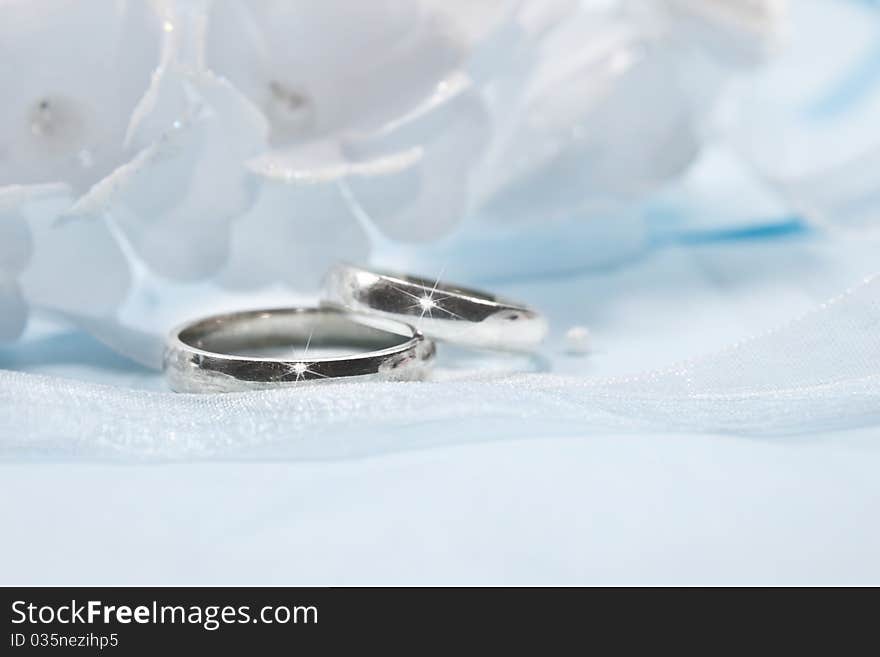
[
  {"xmin": 164, "ymin": 307, "xmax": 435, "ymax": 393},
  {"xmin": 322, "ymin": 264, "xmax": 548, "ymax": 351}
]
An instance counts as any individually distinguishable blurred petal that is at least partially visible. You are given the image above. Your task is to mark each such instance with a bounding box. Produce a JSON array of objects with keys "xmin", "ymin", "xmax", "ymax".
[
  {"xmin": 469, "ymin": 0, "xmax": 581, "ymax": 80},
  {"xmin": 0, "ymin": 0, "xmax": 161, "ymax": 191},
  {"xmin": 61, "ymin": 314, "xmax": 165, "ymax": 369},
  {"xmin": 0, "ymin": 275, "xmax": 28, "ymax": 341},
  {"xmin": 733, "ymin": 0, "xmax": 880, "ymax": 231},
  {"xmin": 378, "ymin": 199, "xmax": 649, "ymax": 280},
  {"xmin": 72, "ymin": 71, "xmax": 267, "ymax": 281},
  {"xmin": 206, "ymin": 0, "xmax": 466, "ymax": 143},
  {"xmin": 625, "ymin": 0, "xmax": 788, "ymax": 67},
  {"xmin": 219, "ymin": 181, "xmax": 369, "ymax": 291},
  {"xmin": 125, "ymin": 0, "xmax": 214, "ymax": 148},
  {"xmin": 19, "ymin": 193, "xmax": 131, "ymax": 318},
  {"xmin": 247, "ymin": 139, "xmax": 422, "ymax": 184},
  {"xmin": 0, "ymin": 185, "xmax": 53, "ymax": 275},
  {"xmin": 343, "ymin": 74, "xmax": 490, "ymax": 241},
  {"xmin": 477, "ymin": 18, "xmax": 700, "ymax": 222}
]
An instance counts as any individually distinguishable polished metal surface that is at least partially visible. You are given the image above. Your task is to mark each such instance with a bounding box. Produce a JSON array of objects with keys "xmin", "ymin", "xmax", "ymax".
[
  {"xmin": 322, "ymin": 264, "xmax": 548, "ymax": 351},
  {"xmin": 164, "ymin": 307, "xmax": 435, "ymax": 393}
]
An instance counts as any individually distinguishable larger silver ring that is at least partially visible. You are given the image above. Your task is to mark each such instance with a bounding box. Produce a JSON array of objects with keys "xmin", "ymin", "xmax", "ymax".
[
  {"xmin": 322, "ymin": 264, "xmax": 548, "ymax": 351},
  {"xmin": 164, "ymin": 307, "xmax": 435, "ymax": 393}
]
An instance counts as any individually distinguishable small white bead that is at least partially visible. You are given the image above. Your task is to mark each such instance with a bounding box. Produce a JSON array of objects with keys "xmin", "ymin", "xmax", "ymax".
[{"xmin": 564, "ymin": 325, "xmax": 592, "ymax": 355}]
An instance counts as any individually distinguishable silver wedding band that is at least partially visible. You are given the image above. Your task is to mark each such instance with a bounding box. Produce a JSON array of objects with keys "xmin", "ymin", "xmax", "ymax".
[
  {"xmin": 322, "ymin": 264, "xmax": 547, "ymax": 351},
  {"xmin": 164, "ymin": 307, "xmax": 435, "ymax": 393},
  {"xmin": 165, "ymin": 264, "xmax": 547, "ymax": 393}
]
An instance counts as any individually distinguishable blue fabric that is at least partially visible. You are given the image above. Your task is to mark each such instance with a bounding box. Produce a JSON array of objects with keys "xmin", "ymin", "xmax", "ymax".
[{"xmin": 3, "ymin": 230, "xmax": 880, "ymax": 584}]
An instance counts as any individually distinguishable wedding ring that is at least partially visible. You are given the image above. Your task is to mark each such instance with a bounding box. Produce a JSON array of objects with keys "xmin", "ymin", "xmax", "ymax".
[
  {"xmin": 164, "ymin": 307, "xmax": 435, "ymax": 393},
  {"xmin": 322, "ymin": 264, "xmax": 548, "ymax": 351}
]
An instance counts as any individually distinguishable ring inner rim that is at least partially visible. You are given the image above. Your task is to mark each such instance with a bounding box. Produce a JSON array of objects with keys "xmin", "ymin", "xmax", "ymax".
[{"xmin": 175, "ymin": 308, "xmax": 418, "ymax": 363}]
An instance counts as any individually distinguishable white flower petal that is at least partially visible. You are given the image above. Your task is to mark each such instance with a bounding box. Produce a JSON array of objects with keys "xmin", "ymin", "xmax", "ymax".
[
  {"xmin": 0, "ymin": 0, "xmax": 162, "ymax": 192},
  {"xmin": 0, "ymin": 212, "xmax": 31, "ymax": 276},
  {"xmin": 60, "ymin": 313, "xmax": 165, "ymax": 369},
  {"xmin": 19, "ymin": 199, "xmax": 131, "ymax": 319},
  {"xmin": 0, "ymin": 182, "xmax": 72, "ymax": 211},
  {"xmin": 0, "ymin": 185, "xmax": 56, "ymax": 275},
  {"xmin": 381, "ymin": 200, "xmax": 649, "ymax": 280},
  {"xmin": 125, "ymin": 0, "xmax": 226, "ymax": 149},
  {"xmin": 205, "ymin": 0, "xmax": 466, "ymax": 143},
  {"xmin": 246, "ymin": 139, "xmax": 422, "ymax": 185},
  {"xmin": 625, "ymin": 0, "xmax": 788, "ymax": 67},
  {"xmin": 344, "ymin": 153, "xmax": 471, "ymax": 243},
  {"xmin": 219, "ymin": 181, "xmax": 369, "ymax": 291},
  {"xmin": 343, "ymin": 76, "xmax": 490, "ymax": 241},
  {"xmin": 0, "ymin": 275, "xmax": 28, "ymax": 341},
  {"xmin": 420, "ymin": 0, "xmax": 513, "ymax": 46},
  {"xmin": 72, "ymin": 71, "xmax": 267, "ymax": 281},
  {"xmin": 477, "ymin": 18, "xmax": 701, "ymax": 222}
]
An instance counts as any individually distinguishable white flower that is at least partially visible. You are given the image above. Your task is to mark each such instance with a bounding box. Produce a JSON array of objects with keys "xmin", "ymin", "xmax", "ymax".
[
  {"xmin": 205, "ymin": 0, "xmax": 492, "ymax": 290},
  {"xmin": 66, "ymin": 0, "xmax": 270, "ymax": 281},
  {"xmin": 0, "ymin": 0, "xmax": 790, "ymax": 356},
  {"xmin": 0, "ymin": 0, "xmax": 163, "ymax": 340}
]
